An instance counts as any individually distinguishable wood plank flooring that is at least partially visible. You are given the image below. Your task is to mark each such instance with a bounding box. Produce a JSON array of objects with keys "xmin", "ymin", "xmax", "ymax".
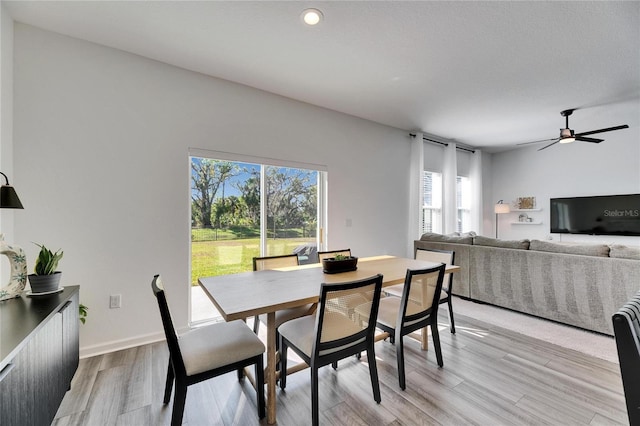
[{"xmin": 53, "ymin": 308, "xmax": 628, "ymax": 426}]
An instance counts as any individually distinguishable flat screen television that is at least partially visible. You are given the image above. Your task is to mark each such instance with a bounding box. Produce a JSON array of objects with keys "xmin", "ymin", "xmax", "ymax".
[{"xmin": 550, "ymin": 194, "xmax": 640, "ymax": 236}]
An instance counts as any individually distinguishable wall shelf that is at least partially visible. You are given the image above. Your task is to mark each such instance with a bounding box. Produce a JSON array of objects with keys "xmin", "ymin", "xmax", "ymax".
[
  {"xmin": 512, "ymin": 208, "xmax": 542, "ymax": 212},
  {"xmin": 511, "ymin": 221, "xmax": 542, "ymax": 225}
]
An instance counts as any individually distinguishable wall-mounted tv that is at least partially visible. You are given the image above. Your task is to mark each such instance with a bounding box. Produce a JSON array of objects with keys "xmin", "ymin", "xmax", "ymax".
[{"xmin": 550, "ymin": 194, "xmax": 640, "ymax": 236}]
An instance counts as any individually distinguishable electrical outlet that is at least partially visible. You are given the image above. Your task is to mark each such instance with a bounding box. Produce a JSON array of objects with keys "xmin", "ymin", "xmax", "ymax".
[{"xmin": 110, "ymin": 294, "xmax": 122, "ymax": 309}]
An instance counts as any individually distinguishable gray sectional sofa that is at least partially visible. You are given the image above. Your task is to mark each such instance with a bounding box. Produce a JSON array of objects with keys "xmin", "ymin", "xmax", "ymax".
[{"xmin": 414, "ymin": 233, "xmax": 640, "ymax": 335}]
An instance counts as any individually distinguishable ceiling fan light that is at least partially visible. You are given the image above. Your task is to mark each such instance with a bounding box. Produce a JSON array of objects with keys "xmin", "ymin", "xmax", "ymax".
[{"xmin": 559, "ymin": 128, "xmax": 575, "ymax": 143}]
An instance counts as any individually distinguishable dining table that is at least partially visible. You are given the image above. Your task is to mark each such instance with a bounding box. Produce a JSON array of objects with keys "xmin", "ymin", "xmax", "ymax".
[{"xmin": 198, "ymin": 254, "xmax": 461, "ymax": 424}]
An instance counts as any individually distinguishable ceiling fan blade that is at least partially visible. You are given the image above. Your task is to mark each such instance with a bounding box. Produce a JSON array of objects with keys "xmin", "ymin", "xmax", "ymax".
[
  {"xmin": 575, "ymin": 136, "xmax": 604, "ymax": 143},
  {"xmin": 538, "ymin": 140, "xmax": 559, "ymax": 151},
  {"xmin": 517, "ymin": 137, "xmax": 557, "ymax": 146},
  {"xmin": 575, "ymin": 124, "xmax": 629, "ymax": 137}
]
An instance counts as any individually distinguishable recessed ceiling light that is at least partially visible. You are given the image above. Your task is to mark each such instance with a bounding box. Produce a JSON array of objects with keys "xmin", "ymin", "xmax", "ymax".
[{"xmin": 301, "ymin": 8, "xmax": 323, "ymax": 26}]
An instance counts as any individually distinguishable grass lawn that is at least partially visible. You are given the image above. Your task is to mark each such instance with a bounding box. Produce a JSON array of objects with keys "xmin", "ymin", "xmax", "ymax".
[{"xmin": 191, "ymin": 237, "xmax": 314, "ymax": 285}]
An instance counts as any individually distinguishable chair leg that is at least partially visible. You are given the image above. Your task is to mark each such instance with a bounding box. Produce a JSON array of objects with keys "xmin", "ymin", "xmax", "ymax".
[
  {"xmin": 279, "ymin": 337, "xmax": 288, "ymax": 390},
  {"xmin": 256, "ymin": 356, "xmax": 266, "ymax": 419},
  {"xmin": 431, "ymin": 319, "xmax": 444, "ymax": 367},
  {"xmin": 311, "ymin": 366, "xmax": 320, "ymax": 426},
  {"xmin": 367, "ymin": 346, "xmax": 381, "ymax": 403},
  {"xmin": 163, "ymin": 359, "xmax": 174, "ymax": 404},
  {"xmin": 396, "ymin": 335, "xmax": 406, "ymax": 390},
  {"xmin": 237, "ymin": 367, "xmax": 245, "ymax": 380},
  {"xmin": 448, "ymin": 297, "xmax": 456, "ymax": 334},
  {"xmin": 171, "ymin": 382, "xmax": 187, "ymax": 426}
]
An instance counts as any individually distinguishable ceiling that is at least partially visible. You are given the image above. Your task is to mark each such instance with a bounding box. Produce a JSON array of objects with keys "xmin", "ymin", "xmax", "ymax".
[{"xmin": 4, "ymin": 1, "xmax": 640, "ymax": 152}]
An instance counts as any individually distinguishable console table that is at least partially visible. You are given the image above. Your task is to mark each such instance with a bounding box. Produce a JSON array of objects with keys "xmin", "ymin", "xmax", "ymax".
[{"xmin": 0, "ymin": 286, "xmax": 79, "ymax": 425}]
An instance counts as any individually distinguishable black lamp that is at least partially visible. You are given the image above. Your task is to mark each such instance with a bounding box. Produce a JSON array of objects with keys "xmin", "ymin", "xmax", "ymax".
[{"xmin": 0, "ymin": 172, "xmax": 24, "ymax": 209}]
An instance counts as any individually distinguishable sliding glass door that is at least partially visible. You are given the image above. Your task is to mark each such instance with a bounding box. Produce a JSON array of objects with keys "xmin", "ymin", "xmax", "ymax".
[{"xmin": 190, "ymin": 155, "xmax": 324, "ymax": 322}]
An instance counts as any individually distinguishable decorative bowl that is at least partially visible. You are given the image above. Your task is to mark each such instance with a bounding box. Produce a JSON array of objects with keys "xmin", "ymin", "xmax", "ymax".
[{"xmin": 322, "ymin": 256, "xmax": 358, "ymax": 274}]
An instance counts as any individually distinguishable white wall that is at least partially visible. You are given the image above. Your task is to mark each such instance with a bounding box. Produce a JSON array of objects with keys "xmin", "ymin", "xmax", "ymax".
[
  {"xmin": 12, "ymin": 24, "xmax": 410, "ymax": 356},
  {"xmin": 0, "ymin": 4, "xmax": 15, "ymax": 285},
  {"xmin": 490, "ymin": 130, "xmax": 640, "ymax": 245}
]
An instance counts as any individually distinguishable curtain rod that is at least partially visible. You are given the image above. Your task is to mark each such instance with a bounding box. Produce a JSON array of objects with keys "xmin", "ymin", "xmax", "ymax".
[{"xmin": 409, "ymin": 133, "xmax": 476, "ymax": 153}]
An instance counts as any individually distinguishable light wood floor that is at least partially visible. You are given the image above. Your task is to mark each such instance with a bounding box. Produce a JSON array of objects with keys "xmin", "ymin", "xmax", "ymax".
[{"xmin": 53, "ymin": 309, "xmax": 628, "ymax": 426}]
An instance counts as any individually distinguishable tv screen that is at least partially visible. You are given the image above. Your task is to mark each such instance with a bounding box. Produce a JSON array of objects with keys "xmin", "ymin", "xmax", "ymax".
[{"xmin": 550, "ymin": 194, "xmax": 640, "ymax": 236}]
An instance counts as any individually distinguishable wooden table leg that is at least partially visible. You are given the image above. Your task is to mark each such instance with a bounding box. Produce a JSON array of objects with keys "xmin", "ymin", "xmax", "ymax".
[
  {"xmin": 266, "ymin": 312, "xmax": 277, "ymax": 424},
  {"xmin": 421, "ymin": 327, "xmax": 429, "ymax": 350}
]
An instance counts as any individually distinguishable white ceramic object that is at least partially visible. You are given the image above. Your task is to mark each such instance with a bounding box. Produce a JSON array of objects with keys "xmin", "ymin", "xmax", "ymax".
[{"xmin": 0, "ymin": 236, "xmax": 28, "ymax": 301}]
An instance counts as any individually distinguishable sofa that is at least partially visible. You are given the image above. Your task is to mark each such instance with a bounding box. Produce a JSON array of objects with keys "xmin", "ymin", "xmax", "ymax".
[{"xmin": 414, "ymin": 233, "xmax": 640, "ymax": 335}]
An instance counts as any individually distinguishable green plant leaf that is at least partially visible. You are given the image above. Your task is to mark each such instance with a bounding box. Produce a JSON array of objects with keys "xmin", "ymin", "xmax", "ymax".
[{"xmin": 33, "ymin": 243, "xmax": 63, "ymax": 275}]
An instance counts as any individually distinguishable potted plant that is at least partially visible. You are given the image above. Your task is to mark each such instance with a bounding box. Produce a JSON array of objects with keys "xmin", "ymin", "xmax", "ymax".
[
  {"xmin": 28, "ymin": 243, "xmax": 63, "ymax": 294},
  {"xmin": 79, "ymin": 303, "xmax": 88, "ymax": 324},
  {"xmin": 322, "ymin": 254, "xmax": 358, "ymax": 274}
]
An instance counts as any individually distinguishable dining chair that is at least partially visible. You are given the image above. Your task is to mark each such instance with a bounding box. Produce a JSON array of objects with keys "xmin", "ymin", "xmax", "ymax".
[
  {"xmin": 317, "ymin": 248, "xmax": 352, "ymax": 262},
  {"xmin": 385, "ymin": 248, "xmax": 456, "ymax": 334},
  {"xmin": 318, "ymin": 248, "xmax": 368, "ymax": 314},
  {"xmin": 151, "ymin": 275, "xmax": 266, "ymax": 425},
  {"xmin": 252, "ymin": 254, "xmax": 316, "ymax": 336},
  {"xmin": 356, "ymin": 264, "xmax": 446, "ymax": 390},
  {"xmin": 416, "ymin": 248, "xmax": 456, "ymax": 333},
  {"xmin": 278, "ymin": 274, "xmax": 383, "ymax": 426}
]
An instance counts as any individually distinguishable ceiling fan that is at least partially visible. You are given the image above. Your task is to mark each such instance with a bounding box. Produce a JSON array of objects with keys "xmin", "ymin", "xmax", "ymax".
[{"xmin": 518, "ymin": 109, "xmax": 629, "ymax": 151}]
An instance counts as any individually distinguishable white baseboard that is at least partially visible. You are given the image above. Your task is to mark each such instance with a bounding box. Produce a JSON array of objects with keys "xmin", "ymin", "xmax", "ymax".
[{"xmin": 79, "ymin": 327, "xmax": 190, "ymax": 359}]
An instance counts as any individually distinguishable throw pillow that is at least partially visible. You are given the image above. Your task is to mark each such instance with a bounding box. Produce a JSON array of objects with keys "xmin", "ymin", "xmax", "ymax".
[
  {"xmin": 419, "ymin": 232, "xmax": 473, "ymax": 245},
  {"xmin": 609, "ymin": 245, "xmax": 640, "ymax": 260},
  {"xmin": 473, "ymin": 235, "xmax": 530, "ymax": 250},
  {"xmin": 529, "ymin": 240, "xmax": 610, "ymax": 257}
]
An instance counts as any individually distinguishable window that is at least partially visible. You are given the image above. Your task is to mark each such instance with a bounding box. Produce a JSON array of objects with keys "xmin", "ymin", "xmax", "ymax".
[
  {"xmin": 456, "ymin": 175, "xmax": 471, "ymax": 233},
  {"xmin": 422, "ymin": 171, "xmax": 442, "ymax": 234}
]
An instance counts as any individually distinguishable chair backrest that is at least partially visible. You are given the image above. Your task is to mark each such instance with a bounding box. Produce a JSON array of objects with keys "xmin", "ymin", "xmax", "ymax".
[
  {"xmin": 317, "ymin": 249, "xmax": 352, "ymax": 262},
  {"xmin": 253, "ymin": 254, "xmax": 299, "ymax": 271},
  {"xmin": 415, "ymin": 247, "xmax": 454, "ymax": 292},
  {"xmin": 151, "ymin": 274, "xmax": 186, "ymax": 376},
  {"xmin": 612, "ymin": 290, "xmax": 640, "ymax": 425},
  {"xmin": 312, "ymin": 274, "xmax": 383, "ymax": 359},
  {"xmin": 397, "ymin": 264, "xmax": 446, "ymax": 334}
]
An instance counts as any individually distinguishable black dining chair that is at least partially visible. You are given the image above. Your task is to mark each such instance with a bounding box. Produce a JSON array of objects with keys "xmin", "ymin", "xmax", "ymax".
[
  {"xmin": 357, "ymin": 264, "xmax": 446, "ymax": 390},
  {"xmin": 151, "ymin": 275, "xmax": 265, "ymax": 425},
  {"xmin": 386, "ymin": 248, "xmax": 456, "ymax": 334},
  {"xmin": 278, "ymin": 274, "xmax": 383, "ymax": 426}
]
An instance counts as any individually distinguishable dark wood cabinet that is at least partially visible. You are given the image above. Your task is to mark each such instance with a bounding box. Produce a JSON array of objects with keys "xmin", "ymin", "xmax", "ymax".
[{"xmin": 0, "ymin": 286, "xmax": 79, "ymax": 425}]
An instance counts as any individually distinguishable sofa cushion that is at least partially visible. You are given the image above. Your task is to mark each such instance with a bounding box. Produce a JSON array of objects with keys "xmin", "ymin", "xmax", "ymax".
[
  {"xmin": 419, "ymin": 232, "xmax": 473, "ymax": 245},
  {"xmin": 473, "ymin": 235, "xmax": 530, "ymax": 250},
  {"xmin": 529, "ymin": 240, "xmax": 610, "ymax": 257},
  {"xmin": 609, "ymin": 244, "xmax": 640, "ymax": 260}
]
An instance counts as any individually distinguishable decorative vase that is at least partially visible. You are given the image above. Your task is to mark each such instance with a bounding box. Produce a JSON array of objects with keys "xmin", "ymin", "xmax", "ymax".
[
  {"xmin": 28, "ymin": 272, "xmax": 62, "ymax": 294},
  {"xmin": 0, "ymin": 237, "xmax": 28, "ymax": 301},
  {"xmin": 322, "ymin": 256, "xmax": 358, "ymax": 274}
]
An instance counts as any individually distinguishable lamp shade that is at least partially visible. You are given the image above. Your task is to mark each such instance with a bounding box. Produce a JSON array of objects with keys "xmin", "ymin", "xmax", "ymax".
[
  {"xmin": 0, "ymin": 172, "xmax": 24, "ymax": 209},
  {"xmin": 494, "ymin": 200, "xmax": 510, "ymax": 214}
]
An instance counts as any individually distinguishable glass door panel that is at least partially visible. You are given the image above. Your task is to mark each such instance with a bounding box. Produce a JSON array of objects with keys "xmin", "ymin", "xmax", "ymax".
[{"xmin": 190, "ymin": 157, "xmax": 322, "ymax": 323}]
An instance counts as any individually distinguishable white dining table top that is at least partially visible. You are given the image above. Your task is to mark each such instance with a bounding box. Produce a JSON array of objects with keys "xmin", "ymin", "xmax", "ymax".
[{"xmin": 198, "ymin": 255, "xmax": 460, "ymax": 321}]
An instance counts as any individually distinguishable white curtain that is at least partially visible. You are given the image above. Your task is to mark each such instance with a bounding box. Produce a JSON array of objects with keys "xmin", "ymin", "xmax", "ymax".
[
  {"xmin": 408, "ymin": 132, "xmax": 424, "ymax": 256},
  {"xmin": 469, "ymin": 149, "xmax": 483, "ymax": 233},
  {"xmin": 442, "ymin": 142, "xmax": 458, "ymax": 234}
]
